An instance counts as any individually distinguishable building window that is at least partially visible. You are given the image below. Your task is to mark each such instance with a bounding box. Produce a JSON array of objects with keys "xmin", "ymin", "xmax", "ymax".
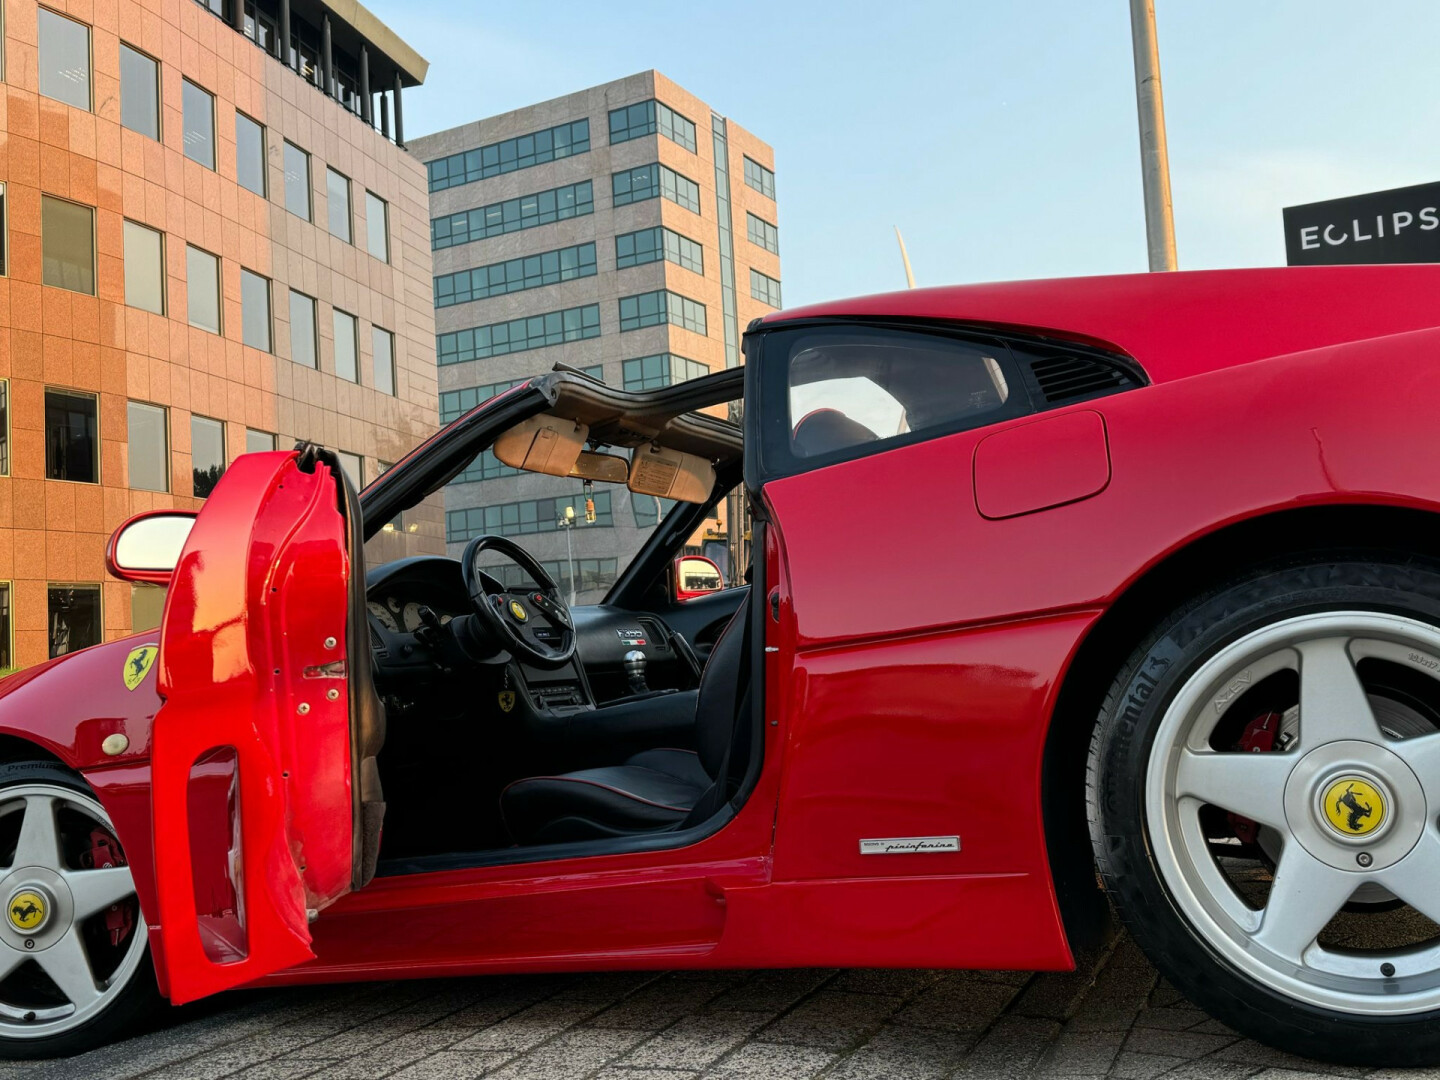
[
  {"xmin": 283, "ymin": 142, "xmax": 311, "ymax": 220},
  {"xmin": 48, "ymin": 586, "xmax": 101, "ymax": 658},
  {"xmin": 744, "ymin": 156, "xmax": 776, "ymax": 200},
  {"xmin": 336, "ymin": 450, "xmax": 363, "ymax": 490},
  {"xmin": 615, "ymin": 227, "xmax": 703, "ymax": 274},
  {"xmin": 623, "ymin": 353, "xmax": 709, "ymax": 391},
  {"xmin": 333, "ymin": 309, "xmax": 358, "ymax": 382},
  {"xmin": 41, "ymin": 197, "xmax": 95, "ymax": 295},
  {"xmin": 0, "ymin": 183, "xmax": 7, "ymax": 277},
  {"xmin": 431, "ymin": 181, "xmax": 592, "ymax": 251},
  {"xmin": 127, "ymin": 401, "xmax": 168, "ymax": 493},
  {"xmin": 437, "ymin": 305, "xmax": 601, "ymax": 366},
  {"xmin": 185, "ymin": 245, "xmax": 221, "ymax": 333},
  {"xmin": 240, "ymin": 269, "xmax": 271, "ymax": 351},
  {"xmin": 612, "ymin": 163, "xmax": 700, "ymax": 213},
  {"xmin": 632, "ymin": 495, "xmax": 677, "ymax": 528},
  {"xmin": 45, "ymin": 389, "xmax": 98, "ymax": 484},
  {"xmin": 0, "ymin": 382, "xmax": 10, "ymax": 477},
  {"xmin": 619, "ymin": 290, "xmax": 707, "ymax": 335},
  {"xmin": 131, "ymin": 584, "xmax": 166, "ymax": 633},
  {"xmin": 38, "ymin": 9, "xmax": 91, "ymax": 111},
  {"xmin": 245, "ymin": 428, "xmax": 275, "ymax": 454},
  {"xmin": 191, "ymin": 414, "xmax": 225, "ymax": 498},
  {"xmin": 0, "ymin": 583, "xmax": 11, "ymax": 671},
  {"xmin": 426, "ymin": 119, "xmax": 590, "ymax": 192},
  {"xmin": 750, "ymin": 269, "xmax": 782, "ymax": 308},
  {"xmin": 325, "ymin": 168, "xmax": 351, "ymax": 242},
  {"xmin": 236, "ymin": 113, "xmax": 266, "ymax": 196},
  {"xmin": 434, "ymin": 242, "xmax": 597, "ymax": 309},
  {"xmin": 182, "ymin": 80, "xmax": 215, "ymax": 169},
  {"xmin": 608, "ymin": 99, "xmax": 697, "ymax": 153},
  {"xmin": 372, "ymin": 327, "xmax": 394, "ymax": 395},
  {"xmin": 453, "ymin": 448, "xmax": 520, "ymax": 484},
  {"xmin": 122, "ymin": 220, "xmax": 165, "ymax": 314},
  {"xmin": 365, "ymin": 192, "xmax": 388, "ymax": 262},
  {"xmin": 288, "ymin": 290, "xmax": 317, "ymax": 368},
  {"xmin": 746, "ymin": 213, "xmax": 779, "ymax": 254},
  {"xmin": 446, "ymin": 490, "xmax": 614, "ymax": 543},
  {"xmin": 439, "ymin": 366, "xmax": 601, "ymax": 424},
  {"xmin": 119, "ymin": 44, "xmax": 160, "ymax": 140}
]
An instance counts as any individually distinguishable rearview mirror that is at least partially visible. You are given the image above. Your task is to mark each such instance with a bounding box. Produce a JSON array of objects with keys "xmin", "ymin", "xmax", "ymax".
[
  {"xmin": 106, "ymin": 511, "xmax": 197, "ymax": 584},
  {"xmin": 569, "ymin": 450, "xmax": 629, "ymax": 483},
  {"xmin": 675, "ymin": 556, "xmax": 725, "ymax": 601}
]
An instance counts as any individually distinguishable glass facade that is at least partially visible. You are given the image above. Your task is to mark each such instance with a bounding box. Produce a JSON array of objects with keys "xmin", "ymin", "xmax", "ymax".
[
  {"xmin": 434, "ymin": 243, "xmax": 597, "ymax": 308},
  {"xmin": 38, "ymin": 9, "xmax": 91, "ymax": 111},
  {"xmin": 283, "ymin": 141, "xmax": 311, "ymax": 220},
  {"xmin": 127, "ymin": 401, "xmax": 168, "ymax": 492},
  {"xmin": 427, "ymin": 120, "xmax": 591, "ymax": 192},
  {"xmin": 431, "ymin": 182, "xmax": 592, "ymax": 251},
  {"xmin": 438, "ymin": 305, "xmax": 601, "ymax": 366},
  {"xmin": 182, "ymin": 80, "xmax": 216, "ymax": 169},
  {"xmin": 439, "ymin": 366, "xmax": 601, "ymax": 423},
  {"xmin": 42, "ymin": 197, "xmax": 95, "ymax": 295},
  {"xmin": 333, "ymin": 309, "xmax": 358, "ymax": 382},
  {"xmin": 618, "ymin": 290, "xmax": 707, "ymax": 336},
  {"xmin": 608, "ymin": 99, "xmax": 697, "ymax": 153},
  {"xmin": 122, "ymin": 221, "xmax": 165, "ymax": 314},
  {"xmin": 615, "ymin": 227, "xmax": 703, "ymax": 274},
  {"xmin": 185, "ymin": 245, "xmax": 220, "ymax": 332},
  {"xmin": 246, "ymin": 428, "xmax": 276, "ymax": 454},
  {"xmin": 48, "ymin": 586, "xmax": 101, "ymax": 658},
  {"xmin": 712, "ymin": 117, "xmax": 741, "ymax": 370},
  {"xmin": 326, "ymin": 168, "xmax": 352, "ymax": 242},
  {"xmin": 236, "ymin": 113, "xmax": 266, "ymax": 196},
  {"xmin": 119, "ymin": 44, "xmax": 160, "ymax": 139},
  {"xmin": 365, "ymin": 192, "xmax": 389, "ymax": 262},
  {"xmin": 750, "ymin": 268, "xmax": 783, "ymax": 308},
  {"xmin": 447, "ymin": 490, "xmax": 614, "ymax": 542},
  {"xmin": 612, "ymin": 163, "xmax": 700, "ymax": 213},
  {"xmin": 240, "ymin": 269, "xmax": 272, "ymax": 351},
  {"xmin": 746, "ymin": 212, "xmax": 779, "ymax": 254},
  {"xmin": 289, "ymin": 290, "xmax": 317, "ymax": 367},
  {"xmin": 191, "ymin": 414, "xmax": 225, "ymax": 498},
  {"xmin": 622, "ymin": 353, "xmax": 709, "ymax": 391},
  {"xmin": 744, "ymin": 156, "xmax": 776, "ymax": 200},
  {"xmin": 372, "ymin": 327, "xmax": 395, "ymax": 395},
  {"xmin": 45, "ymin": 390, "xmax": 99, "ymax": 484}
]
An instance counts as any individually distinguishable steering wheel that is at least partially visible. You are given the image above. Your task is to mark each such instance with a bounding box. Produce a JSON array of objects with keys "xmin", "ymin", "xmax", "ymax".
[{"xmin": 460, "ymin": 535, "xmax": 576, "ymax": 669}]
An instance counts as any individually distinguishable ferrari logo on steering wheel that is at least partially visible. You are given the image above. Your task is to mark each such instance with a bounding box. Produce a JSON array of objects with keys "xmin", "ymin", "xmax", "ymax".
[{"xmin": 508, "ymin": 600, "xmax": 528, "ymax": 622}]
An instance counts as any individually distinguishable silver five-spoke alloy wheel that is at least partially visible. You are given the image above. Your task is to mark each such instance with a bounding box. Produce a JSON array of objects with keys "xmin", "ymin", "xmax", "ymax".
[
  {"xmin": 0, "ymin": 782, "xmax": 144, "ymax": 1039},
  {"xmin": 1148, "ymin": 610, "xmax": 1440, "ymax": 1015}
]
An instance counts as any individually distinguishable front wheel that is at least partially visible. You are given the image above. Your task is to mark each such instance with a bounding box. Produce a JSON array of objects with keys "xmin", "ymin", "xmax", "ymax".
[
  {"xmin": 0, "ymin": 762, "xmax": 158, "ymax": 1058},
  {"xmin": 1089, "ymin": 556, "xmax": 1440, "ymax": 1067}
]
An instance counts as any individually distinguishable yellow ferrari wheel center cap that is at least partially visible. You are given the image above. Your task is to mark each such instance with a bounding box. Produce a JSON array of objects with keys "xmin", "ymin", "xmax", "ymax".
[
  {"xmin": 1321, "ymin": 776, "xmax": 1387, "ymax": 838},
  {"xmin": 7, "ymin": 890, "xmax": 46, "ymax": 932}
]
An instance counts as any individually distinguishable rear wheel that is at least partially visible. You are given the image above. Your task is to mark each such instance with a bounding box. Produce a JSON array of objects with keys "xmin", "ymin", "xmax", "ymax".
[
  {"xmin": 1089, "ymin": 557, "xmax": 1440, "ymax": 1066},
  {"xmin": 0, "ymin": 762, "xmax": 157, "ymax": 1058}
]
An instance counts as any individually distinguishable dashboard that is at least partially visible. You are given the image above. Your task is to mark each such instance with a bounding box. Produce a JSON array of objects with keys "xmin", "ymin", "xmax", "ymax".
[{"xmin": 366, "ymin": 595, "xmax": 457, "ymax": 634}]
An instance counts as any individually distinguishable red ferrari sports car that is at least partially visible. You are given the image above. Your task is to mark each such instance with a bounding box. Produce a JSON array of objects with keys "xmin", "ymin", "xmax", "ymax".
[{"xmin": 0, "ymin": 266, "xmax": 1437, "ymax": 1064}]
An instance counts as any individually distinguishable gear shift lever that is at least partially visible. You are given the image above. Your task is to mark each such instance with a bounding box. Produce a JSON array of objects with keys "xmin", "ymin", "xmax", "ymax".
[{"xmin": 623, "ymin": 650, "xmax": 648, "ymax": 695}]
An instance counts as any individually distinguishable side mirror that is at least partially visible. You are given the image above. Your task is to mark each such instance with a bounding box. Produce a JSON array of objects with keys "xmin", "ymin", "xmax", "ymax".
[
  {"xmin": 675, "ymin": 555, "xmax": 725, "ymax": 601},
  {"xmin": 106, "ymin": 511, "xmax": 197, "ymax": 585}
]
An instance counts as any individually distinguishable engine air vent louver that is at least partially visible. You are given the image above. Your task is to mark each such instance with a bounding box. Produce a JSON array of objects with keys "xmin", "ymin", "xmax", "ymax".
[{"xmin": 1029, "ymin": 354, "xmax": 1132, "ymax": 404}]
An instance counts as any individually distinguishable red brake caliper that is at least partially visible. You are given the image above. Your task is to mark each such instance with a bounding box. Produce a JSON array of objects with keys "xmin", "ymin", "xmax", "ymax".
[
  {"xmin": 83, "ymin": 829, "xmax": 134, "ymax": 946},
  {"xmin": 1227, "ymin": 711, "xmax": 1280, "ymax": 844}
]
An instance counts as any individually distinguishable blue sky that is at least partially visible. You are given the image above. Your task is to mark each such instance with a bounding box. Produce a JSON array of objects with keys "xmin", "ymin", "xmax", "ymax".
[{"xmin": 374, "ymin": 0, "xmax": 1440, "ymax": 308}]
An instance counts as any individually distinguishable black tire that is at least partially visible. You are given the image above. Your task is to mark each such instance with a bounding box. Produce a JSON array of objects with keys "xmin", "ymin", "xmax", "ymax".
[
  {"xmin": 0, "ymin": 761, "xmax": 161, "ymax": 1060},
  {"xmin": 1088, "ymin": 554, "xmax": 1440, "ymax": 1067}
]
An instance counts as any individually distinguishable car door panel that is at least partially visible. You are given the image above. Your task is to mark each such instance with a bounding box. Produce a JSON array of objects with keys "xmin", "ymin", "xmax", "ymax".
[
  {"xmin": 151, "ymin": 451, "xmax": 359, "ymax": 1005},
  {"xmin": 649, "ymin": 585, "xmax": 750, "ymax": 662}
]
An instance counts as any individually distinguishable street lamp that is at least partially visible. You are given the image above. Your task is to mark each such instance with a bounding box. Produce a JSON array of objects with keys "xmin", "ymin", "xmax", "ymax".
[{"xmin": 557, "ymin": 504, "xmax": 577, "ymax": 604}]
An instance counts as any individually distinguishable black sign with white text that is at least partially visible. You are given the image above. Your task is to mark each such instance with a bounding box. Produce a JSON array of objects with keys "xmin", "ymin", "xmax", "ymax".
[{"xmin": 1284, "ymin": 181, "xmax": 1440, "ymax": 266}]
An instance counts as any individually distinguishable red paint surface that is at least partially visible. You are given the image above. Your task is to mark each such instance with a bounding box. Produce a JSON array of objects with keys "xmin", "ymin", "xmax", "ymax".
[
  {"xmin": 0, "ymin": 270, "xmax": 1437, "ymax": 1002},
  {"xmin": 973, "ymin": 411, "xmax": 1110, "ymax": 520}
]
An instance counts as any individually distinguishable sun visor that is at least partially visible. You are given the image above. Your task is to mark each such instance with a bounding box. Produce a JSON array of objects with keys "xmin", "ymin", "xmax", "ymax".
[
  {"xmin": 493, "ymin": 414, "xmax": 590, "ymax": 477},
  {"xmin": 628, "ymin": 444, "xmax": 715, "ymax": 503}
]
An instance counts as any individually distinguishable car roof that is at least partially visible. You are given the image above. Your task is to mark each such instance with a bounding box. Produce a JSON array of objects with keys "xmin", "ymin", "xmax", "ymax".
[{"xmin": 758, "ymin": 265, "xmax": 1440, "ymax": 385}]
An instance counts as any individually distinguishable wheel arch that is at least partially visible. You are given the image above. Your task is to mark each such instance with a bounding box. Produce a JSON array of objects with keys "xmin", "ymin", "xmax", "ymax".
[{"xmin": 1042, "ymin": 500, "xmax": 1440, "ymax": 951}]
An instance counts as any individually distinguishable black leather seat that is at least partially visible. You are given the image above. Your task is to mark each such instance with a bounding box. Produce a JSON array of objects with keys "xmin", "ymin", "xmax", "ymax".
[{"xmin": 500, "ymin": 596, "xmax": 750, "ymax": 845}]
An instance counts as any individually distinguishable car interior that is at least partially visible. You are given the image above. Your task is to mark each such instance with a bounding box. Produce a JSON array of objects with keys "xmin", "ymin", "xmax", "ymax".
[{"xmin": 358, "ymin": 369, "xmax": 759, "ymax": 875}]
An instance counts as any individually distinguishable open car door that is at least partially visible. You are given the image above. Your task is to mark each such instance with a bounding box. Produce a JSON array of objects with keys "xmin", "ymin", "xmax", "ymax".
[{"xmin": 148, "ymin": 446, "xmax": 384, "ymax": 1004}]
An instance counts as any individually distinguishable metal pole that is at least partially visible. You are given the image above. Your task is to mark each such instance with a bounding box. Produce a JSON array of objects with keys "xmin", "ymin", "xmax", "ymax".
[
  {"xmin": 392, "ymin": 71, "xmax": 405, "ymax": 148},
  {"xmin": 564, "ymin": 520, "xmax": 576, "ymax": 605},
  {"xmin": 1129, "ymin": 0, "xmax": 1177, "ymax": 271},
  {"xmin": 360, "ymin": 47, "xmax": 372, "ymax": 125},
  {"xmin": 279, "ymin": 0, "xmax": 292, "ymax": 68},
  {"xmin": 322, "ymin": 15, "xmax": 334, "ymax": 98}
]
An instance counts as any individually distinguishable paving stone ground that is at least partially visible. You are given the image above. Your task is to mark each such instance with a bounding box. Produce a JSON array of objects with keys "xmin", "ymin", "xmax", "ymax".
[{"xmin": 9, "ymin": 936, "xmax": 1438, "ymax": 1079}]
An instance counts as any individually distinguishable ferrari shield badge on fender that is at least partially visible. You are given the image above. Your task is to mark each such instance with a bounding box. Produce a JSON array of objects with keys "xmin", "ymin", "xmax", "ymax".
[
  {"xmin": 498, "ymin": 690, "xmax": 516, "ymax": 713},
  {"xmin": 122, "ymin": 645, "xmax": 159, "ymax": 691}
]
